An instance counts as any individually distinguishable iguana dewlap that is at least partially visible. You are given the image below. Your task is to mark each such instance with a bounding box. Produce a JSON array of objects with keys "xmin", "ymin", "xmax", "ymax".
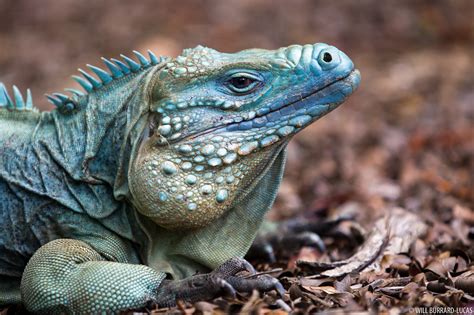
[{"xmin": 0, "ymin": 43, "xmax": 360, "ymax": 313}]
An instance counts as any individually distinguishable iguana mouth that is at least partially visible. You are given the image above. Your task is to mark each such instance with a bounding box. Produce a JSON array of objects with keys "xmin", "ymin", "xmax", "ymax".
[{"xmin": 186, "ymin": 69, "xmax": 360, "ymax": 141}]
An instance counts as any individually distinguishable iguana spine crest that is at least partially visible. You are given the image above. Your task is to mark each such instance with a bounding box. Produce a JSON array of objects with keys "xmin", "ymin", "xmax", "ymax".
[
  {"xmin": 70, "ymin": 50, "xmax": 162, "ymax": 95},
  {"xmin": 0, "ymin": 50, "xmax": 164, "ymax": 113},
  {"xmin": 0, "ymin": 83, "xmax": 35, "ymax": 111}
]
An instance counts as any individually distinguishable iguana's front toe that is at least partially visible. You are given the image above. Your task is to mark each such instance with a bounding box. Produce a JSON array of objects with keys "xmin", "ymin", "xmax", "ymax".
[
  {"xmin": 213, "ymin": 257, "xmax": 256, "ymax": 277},
  {"xmin": 226, "ymin": 274, "xmax": 285, "ymax": 298},
  {"xmin": 154, "ymin": 257, "xmax": 282, "ymax": 307}
]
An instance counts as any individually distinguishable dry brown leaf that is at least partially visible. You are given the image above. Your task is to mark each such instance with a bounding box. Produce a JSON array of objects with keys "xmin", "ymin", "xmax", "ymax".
[
  {"xmin": 302, "ymin": 285, "xmax": 342, "ymax": 295},
  {"xmin": 454, "ymin": 273, "xmax": 474, "ymax": 294},
  {"xmin": 334, "ymin": 275, "xmax": 352, "ymax": 292},
  {"xmin": 298, "ymin": 208, "xmax": 427, "ymax": 278},
  {"xmin": 298, "ymin": 278, "xmax": 331, "ymax": 287},
  {"xmin": 264, "ymin": 309, "xmax": 289, "ymax": 315},
  {"xmin": 453, "ymin": 204, "xmax": 474, "ymax": 224},
  {"xmin": 193, "ymin": 301, "xmax": 217, "ymax": 314},
  {"xmin": 425, "ymin": 256, "xmax": 457, "ymax": 277},
  {"xmin": 240, "ymin": 290, "xmax": 263, "ymax": 314},
  {"xmin": 383, "ymin": 208, "xmax": 428, "ymax": 255},
  {"xmin": 299, "ymin": 214, "xmax": 389, "ymax": 277}
]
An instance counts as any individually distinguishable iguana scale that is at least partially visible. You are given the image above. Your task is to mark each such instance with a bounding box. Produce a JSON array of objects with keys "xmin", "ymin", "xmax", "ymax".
[{"xmin": 0, "ymin": 43, "xmax": 360, "ymax": 313}]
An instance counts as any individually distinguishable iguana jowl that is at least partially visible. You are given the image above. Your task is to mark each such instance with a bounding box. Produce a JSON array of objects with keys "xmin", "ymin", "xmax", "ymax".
[{"xmin": 0, "ymin": 43, "xmax": 360, "ymax": 313}]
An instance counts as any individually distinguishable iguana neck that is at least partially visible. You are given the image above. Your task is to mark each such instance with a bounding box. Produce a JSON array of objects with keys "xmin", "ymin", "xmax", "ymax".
[{"xmin": 39, "ymin": 66, "xmax": 159, "ymax": 197}]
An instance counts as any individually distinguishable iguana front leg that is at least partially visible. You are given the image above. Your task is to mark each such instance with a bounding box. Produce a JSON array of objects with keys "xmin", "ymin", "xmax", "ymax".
[
  {"xmin": 21, "ymin": 239, "xmax": 167, "ymax": 314},
  {"xmin": 22, "ymin": 240, "xmax": 283, "ymax": 313}
]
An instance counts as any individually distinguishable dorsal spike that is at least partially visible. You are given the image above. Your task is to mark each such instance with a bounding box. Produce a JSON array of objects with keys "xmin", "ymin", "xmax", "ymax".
[
  {"xmin": 133, "ymin": 50, "xmax": 150, "ymax": 67},
  {"xmin": 25, "ymin": 89, "xmax": 33, "ymax": 109},
  {"xmin": 12, "ymin": 85, "xmax": 25, "ymax": 110},
  {"xmin": 101, "ymin": 57, "xmax": 124, "ymax": 78},
  {"xmin": 46, "ymin": 94, "xmax": 63, "ymax": 107},
  {"xmin": 65, "ymin": 88, "xmax": 84, "ymax": 97},
  {"xmin": 0, "ymin": 83, "xmax": 9, "ymax": 108},
  {"xmin": 51, "ymin": 48, "xmax": 165, "ymax": 101},
  {"xmin": 148, "ymin": 50, "xmax": 159, "ymax": 65},
  {"xmin": 0, "ymin": 84, "xmax": 35, "ymax": 111},
  {"xmin": 78, "ymin": 69, "xmax": 102, "ymax": 89},
  {"xmin": 120, "ymin": 54, "xmax": 141, "ymax": 72},
  {"xmin": 72, "ymin": 75, "xmax": 94, "ymax": 92},
  {"xmin": 2, "ymin": 85, "xmax": 14, "ymax": 109},
  {"xmin": 87, "ymin": 64, "xmax": 113, "ymax": 84},
  {"xmin": 111, "ymin": 58, "xmax": 131, "ymax": 75},
  {"xmin": 52, "ymin": 93, "xmax": 69, "ymax": 102}
]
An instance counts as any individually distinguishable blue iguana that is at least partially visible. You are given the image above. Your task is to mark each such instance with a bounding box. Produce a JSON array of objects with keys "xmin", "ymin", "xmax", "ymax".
[{"xmin": 0, "ymin": 43, "xmax": 360, "ymax": 313}]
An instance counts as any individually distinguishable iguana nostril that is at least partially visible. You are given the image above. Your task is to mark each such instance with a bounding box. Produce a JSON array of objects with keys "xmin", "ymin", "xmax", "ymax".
[
  {"xmin": 317, "ymin": 47, "xmax": 341, "ymax": 70},
  {"xmin": 323, "ymin": 52, "xmax": 332, "ymax": 63}
]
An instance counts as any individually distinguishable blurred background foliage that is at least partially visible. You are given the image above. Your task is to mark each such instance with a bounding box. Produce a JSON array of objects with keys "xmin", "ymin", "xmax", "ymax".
[{"xmin": 0, "ymin": 0, "xmax": 472, "ymax": 220}]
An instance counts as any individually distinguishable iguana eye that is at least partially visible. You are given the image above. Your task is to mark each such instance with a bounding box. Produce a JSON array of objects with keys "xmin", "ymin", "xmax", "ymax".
[{"xmin": 226, "ymin": 73, "xmax": 261, "ymax": 94}]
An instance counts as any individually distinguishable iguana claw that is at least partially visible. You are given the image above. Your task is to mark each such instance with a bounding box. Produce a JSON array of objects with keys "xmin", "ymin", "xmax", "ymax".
[
  {"xmin": 154, "ymin": 257, "xmax": 282, "ymax": 307},
  {"xmin": 217, "ymin": 278, "xmax": 237, "ymax": 299},
  {"xmin": 226, "ymin": 274, "xmax": 285, "ymax": 298}
]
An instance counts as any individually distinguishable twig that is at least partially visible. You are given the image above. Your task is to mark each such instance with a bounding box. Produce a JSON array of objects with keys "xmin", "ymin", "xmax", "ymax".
[{"xmin": 243, "ymin": 268, "xmax": 283, "ymax": 279}]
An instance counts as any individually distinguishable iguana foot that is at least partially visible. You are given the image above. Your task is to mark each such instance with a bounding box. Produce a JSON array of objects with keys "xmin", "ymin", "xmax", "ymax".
[
  {"xmin": 247, "ymin": 230, "xmax": 325, "ymax": 264},
  {"xmin": 154, "ymin": 257, "xmax": 284, "ymax": 307}
]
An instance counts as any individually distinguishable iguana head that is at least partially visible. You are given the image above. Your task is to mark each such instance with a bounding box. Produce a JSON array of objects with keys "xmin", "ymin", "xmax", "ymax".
[{"xmin": 130, "ymin": 43, "xmax": 360, "ymax": 229}]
